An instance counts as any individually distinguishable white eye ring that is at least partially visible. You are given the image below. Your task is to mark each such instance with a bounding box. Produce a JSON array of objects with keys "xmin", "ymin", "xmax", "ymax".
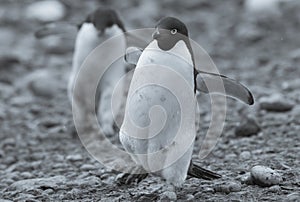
[{"xmin": 170, "ymin": 29, "xmax": 177, "ymax": 35}]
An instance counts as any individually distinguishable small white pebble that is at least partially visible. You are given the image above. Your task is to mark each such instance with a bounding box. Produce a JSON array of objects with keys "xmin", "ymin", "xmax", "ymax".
[
  {"xmin": 251, "ymin": 165, "xmax": 282, "ymax": 187},
  {"xmin": 25, "ymin": 0, "xmax": 66, "ymax": 22},
  {"xmin": 161, "ymin": 191, "xmax": 177, "ymax": 201}
]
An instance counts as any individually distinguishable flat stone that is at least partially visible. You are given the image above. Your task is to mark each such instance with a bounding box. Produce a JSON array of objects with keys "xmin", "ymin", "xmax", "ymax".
[
  {"xmin": 80, "ymin": 164, "xmax": 96, "ymax": 171},
  {"xmin": 214, "ymin": 181, "xmax": 242, "ymax": 194},
  {"xmin": 250, "ymin": 165, "xmax": 282, "ymax": 187},
  {"xmin": 66, "ymin": 154, "xmax": 83, "ymax": 162},
  {"xmin": 25, "ymin": 1, "xmax": 66, "ymax": 22},
  {"xmin": 259, "ymin": 94, "xmax": 294, "ymax": 112},
  {"xmin": 8, "ymin": 176, "xmax": 66, "ymax": 192},
  {"xmin": 17, "ymin": 69, "xmax": 62, "ymax": 99}
]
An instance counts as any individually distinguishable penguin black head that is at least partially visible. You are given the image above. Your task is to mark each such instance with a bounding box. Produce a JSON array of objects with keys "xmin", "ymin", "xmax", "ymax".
[
  {"xmin": 152, "ymin": 17, "xmax": 190, "ymax": 51},
  {"xmin": 78, "ymin": 7, "xmax": 126, "ymax": 33}
]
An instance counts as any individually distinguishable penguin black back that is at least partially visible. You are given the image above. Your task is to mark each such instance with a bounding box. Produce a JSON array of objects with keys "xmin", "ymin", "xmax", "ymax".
[{"xmin": 78, "ymin": 7, "xmax": 126, "ymax": 32}]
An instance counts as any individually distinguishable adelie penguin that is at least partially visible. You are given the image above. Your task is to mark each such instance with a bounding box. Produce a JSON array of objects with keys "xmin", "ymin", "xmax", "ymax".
[
  {"xmin": 119, "ymin": 17, "xmax": 254, "ymax": 195},
  {"xmin": 68, "ymin": 7, "xmax": 128, "ymax": 135},
  {"xmin": 36, "ymin": 7, "xmax": 147, "ymax": 135}
]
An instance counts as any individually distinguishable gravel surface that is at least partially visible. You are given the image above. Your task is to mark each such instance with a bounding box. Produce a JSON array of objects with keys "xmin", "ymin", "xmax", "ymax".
[{"xmin": 1, "ymin": 0, "xmax": 300, "ymax": 201}]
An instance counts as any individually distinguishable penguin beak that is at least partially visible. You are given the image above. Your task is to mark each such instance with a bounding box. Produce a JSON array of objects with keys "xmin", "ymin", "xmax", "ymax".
[{"xmin": 152, "ymin": 28, "xmax": 160, "ymax": 39}]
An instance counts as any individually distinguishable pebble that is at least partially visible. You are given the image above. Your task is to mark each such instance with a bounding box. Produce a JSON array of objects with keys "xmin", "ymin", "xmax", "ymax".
[
  {"xmin": 25, "ymin": 1, "xmax": 66, "ymax": 22},
  {"xmin": 235, "ymin": 116, "xmax": 261, "ymax": 137},
  {"xmin": 288, "ymin": 48, "xmax": 300, "ymax": 61},
  {"xmin": 239, "ymin": 151, "xmax": 252, "ymax": 160},
  {"xmin": 186, "ymin": 194, "xmax": 195, "ymax": 201},
  {"xmin": 268, "ymin": 185, "xmax": 281, "ymax": 193},
  {"xmin": 17, "ymin": 69, "xmax": 62, "ymax": 99},
  {"xmin": 10, "ymin": 96, "xmax": 34, "ymax": 107},
  {"xmin": 236, "ymin": 23, "xmax": 265, "ymax": 43},
  {"xmin": 250, "ymin": 165, "xmax": 282, "ymax": 187},
  {"xmin": 20, "ymin": 172, "xmax": 33, "ymax": 179},
  {"xmin": 245, "ymin": 0, "xmax": 280, "ymax": 12},
  {"xmin": 240, "ymin": 173, "xmax": 254, "ymax": 185},
  {"xmin": 291, "ymin": 106, "xmax": 300, "ymax": 124},
  {"xmin": 282, "ymin": 79, "xmax": 300, "ymax": 91},
  {"xmin": 214, "ymin": 182, "xmax": 241, "ymax": 194},
  {"xmin": 66, "ymin": 154, "xmax": 83, "ymax": 162},
  {"xmin": 9, "ymin": 176, "xmax": 66, "ymax": 192},
  {"xmin": 161, "ymin": 191, "xmax": 177, "ymax": 201},
  {"xmin": 80, "ymin": 164, "xmax": 96, "ymax": 171},
  {"xmin": 244, "ymin": 0, "xmax": 281, "ymax": 20},
  {"xmin": 29, "ymin": 76, "xmax": 60, "ymax": 99},
  {"xmin": 38, "ymin": 35, "xmax": 74, "ymax": 55},
  {"xmin": 286, "ymin": 192, "xmax": 300, "ymax": 201},
  {"xmin": 259, "ymin": 94, "xmax": 294, "ymax": 112}
]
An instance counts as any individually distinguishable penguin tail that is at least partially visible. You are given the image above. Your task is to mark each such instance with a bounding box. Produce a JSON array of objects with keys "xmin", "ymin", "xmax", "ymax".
[{"xmin": 188, "ymin": 161, "xmax": 222, "ymax": 180}]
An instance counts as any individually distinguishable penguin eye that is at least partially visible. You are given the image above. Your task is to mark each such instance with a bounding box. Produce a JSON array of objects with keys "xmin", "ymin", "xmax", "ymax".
[{"xmin": 170, "ymin": 29, "xmax": 177, "ymax": 35}]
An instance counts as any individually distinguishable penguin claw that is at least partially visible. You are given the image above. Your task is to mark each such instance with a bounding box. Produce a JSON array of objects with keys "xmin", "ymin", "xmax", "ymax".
[
  {"xmin": 188, "ymin": 161, "xmax": 222, "ymax": 180},
  {"xmin": 116, "ymin": 166, "xmax": 148, "ymax": 185}
]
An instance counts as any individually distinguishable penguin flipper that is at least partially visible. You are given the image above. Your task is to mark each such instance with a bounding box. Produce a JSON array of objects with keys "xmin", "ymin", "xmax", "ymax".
[
  {"xmin": 188, "ymin": 161, "xmax": 222, "ymax": 180},
  {"xmin": 196, "ymin": 70, "xmax": 254, "ymax": 105},
  {"xmin": 124, "ymin": 47, "xmax": 143, "ymax": 65}
]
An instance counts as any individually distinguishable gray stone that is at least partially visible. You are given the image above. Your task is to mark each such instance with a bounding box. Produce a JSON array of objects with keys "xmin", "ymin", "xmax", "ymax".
[
  {"xmin": 161, "ymin": 191, "xmax": 177, "ymax": 201},
  {"xmin": 80, "ymin": 164, "xmax": 96, "ymax": 171},
  {"xmin": 250, "ymin": 165, "xmax": 282, "ymax": 187},
  {"xmin": 239, "ymin": 151, "xmax": 252, "ymax": 160},
  {"xmin": 235, "ymin": 116, "xmax": 261, "ymax": 137},
  {"xmin": 259, "ymin": 94, "xmax": 294, "ymax": 112},
  {"xmin": 286, "ymin": 192, "xmax": 300, "ymax": 201},
  {"xmin": 186, "ymin": 194, "xmax": 195, "ymax": 201},
  {"xmin": 268, "ymin": 185, "xmax": 281, "ymax": 193},
  {"xmin": 288, "ymin": 48, "xmax": 300, "ymax": 61},
  {"xmin": 9, "ymin": 176, "xmax": 66, "ymax": 192},
  {"xmin": 16, "ymin": 70, "xmax": 62, "ymax": 99},
  {"xmin": 214, "ymin": 181, "xmax": 242, "ymax": 194},
  {"xmin": 25, "ymin": 1, "xmax": 66, "ymax": 22},
  {"xmin": 66, "ymin": 154, "xmax": 83, "ymax": 162}
]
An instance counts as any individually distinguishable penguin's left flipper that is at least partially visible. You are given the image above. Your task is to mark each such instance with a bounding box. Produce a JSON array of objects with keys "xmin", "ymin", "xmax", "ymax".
[
  {"xmin": 124, "ymin": 46, "xmax": 143, "ymax": 65},
  {"xmin": 196, "ymin": 70, "xmax": 254, "ymax": 105},
  {"xmin": 188, "ymin": 161, "xmax": 222, "ymax": 180}
]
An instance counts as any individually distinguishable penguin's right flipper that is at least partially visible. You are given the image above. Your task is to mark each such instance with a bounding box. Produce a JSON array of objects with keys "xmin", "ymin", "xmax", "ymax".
[
  {"xmin": 124, "ymin": 47, "xmax": 143, "ymax": 65},
  {"xmin": 196, "ymin": 70, "xmax": 254, "ymax": 105},
  {"xmin": 188, "ymin": 161, "xmax": 222, "ymax": 180}
]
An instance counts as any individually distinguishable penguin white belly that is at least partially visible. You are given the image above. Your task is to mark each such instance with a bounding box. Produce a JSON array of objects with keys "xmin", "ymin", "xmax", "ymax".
[
  {"xmin": 68, "ymin": 23, "xmax": 100, "ymax": 102},
  {"xmin": 69, "ymin": 23, "xmax": 126, "ymax": 135},
  {"xmin": 120, "ymin": 40, "xmax": 196, "ymax": 186}
]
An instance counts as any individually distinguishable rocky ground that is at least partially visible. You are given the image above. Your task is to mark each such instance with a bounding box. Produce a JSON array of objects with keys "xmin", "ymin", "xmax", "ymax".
[{"xmin": 1, "ymin": 0, "xmax": 300, "ymax": 201}]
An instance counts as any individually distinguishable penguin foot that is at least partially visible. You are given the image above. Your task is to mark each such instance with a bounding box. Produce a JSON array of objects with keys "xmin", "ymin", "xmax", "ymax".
[
  {"xmin": 188, "ymin": 161, "xmax": 222, "ymax": 180},
  {"xmin": 116, "ymin": 166, "xmax": 148, "ymax": 185}
]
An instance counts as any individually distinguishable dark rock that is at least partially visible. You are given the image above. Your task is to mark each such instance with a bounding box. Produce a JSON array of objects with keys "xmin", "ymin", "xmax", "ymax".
[{"xmin": 235, "ymin": 116, "xmax": 261, "ymax": 137}]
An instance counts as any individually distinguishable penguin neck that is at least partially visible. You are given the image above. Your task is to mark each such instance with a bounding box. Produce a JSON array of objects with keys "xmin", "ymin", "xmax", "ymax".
[{"xmin": 151, "ymin": 39, "xmax": 197, "ymax": 93}]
